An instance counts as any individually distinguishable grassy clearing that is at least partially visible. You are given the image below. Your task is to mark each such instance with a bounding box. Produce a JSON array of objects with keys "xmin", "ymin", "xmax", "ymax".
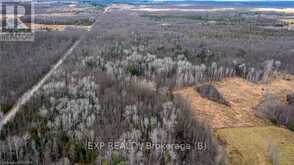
[
  {"xmin": 174, "ymin": 75, "xmax": 294, "ymax": 164},
  {"xmin": 216, "ymin": 126, "xmax": 294, "ymax": 165},
  {"xmin": 141, "ymin": 13, "xmax": 248, "ymax": 24},
  {"xmin": 31, "ymin": 23, "xmax": 92, "ymax": 31},
  {"xmin": 174, "ymin": 75, "xmax": 294, "ymax": 129},
  {"xmin": 281, "ymin": 19, "xmax": 294, "ymax": 25},
  {"xmin": 174, "ymin": 86, "xmax": 269, "ymax": 129}
]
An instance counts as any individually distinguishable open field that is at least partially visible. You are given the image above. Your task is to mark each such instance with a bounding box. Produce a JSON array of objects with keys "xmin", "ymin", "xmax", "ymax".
[
  {"xmin": 253, "ymin": 8, "xmax": 294, "ymax": 14},
  {"xmin": 20, "ymin": 2, "xmax": 100, "ymax": 32},
  {"xmin": 31, "ymin": 23, "xmax": 91, "ymax": 31},
  {"xmin": 106, "ymin": 4, "xmax": 294, "ymax": 14},
  {"xmin": 216, "ymin": 126, "xmax": 294, "ymax": 165},
  {"xmin": 174, "ymin": 85, "xmax": 269, "ymax": 129},
  {"xmin": 174, "ymin": 75, "xmax": 294, "ymax": 129},
  {"xmin": 282, "ymin": 19, "xmax": 294, "ymax": 24},
  {"xmin": 175, "ymin": 74, "xmax": 294, "ymax": 164},
  {"xmin": 31, "ymin": 23, "xmax": 66, "ymax": 31}
]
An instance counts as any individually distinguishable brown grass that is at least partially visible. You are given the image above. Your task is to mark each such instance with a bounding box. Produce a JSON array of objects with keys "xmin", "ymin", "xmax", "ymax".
[
  {"xmin": 31, "ymin": 23, "xmax": 66, "ymax": 31},
  {"xmin": 30, "ymin": 24, "xmax": 92, "ymax": 31},
  {"xmin": 174, "ymin": 74, "xmax": 294, "ymax": 165},
  {"xmin": 174, "ymin": 74, "xmax": 294, "ymax": 129},
  {"xmin": 253, "ymin": 8, "xmax": 294, "ymax": 14},
  {"xmin": 216, "ymin": 126, "xmax": 294, "ymax": 165}
]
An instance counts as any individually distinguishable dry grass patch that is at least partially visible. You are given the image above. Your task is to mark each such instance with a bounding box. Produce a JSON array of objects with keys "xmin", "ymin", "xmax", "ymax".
[
  {"xmin": 174, "ymin": 75, "xmax": 294, "ymax": 165},
  {"xmin": 30, "ymin": 24, "xmax": 92, "ymax": 31},
  {"xmin": 216, "ymin": 126, "xmax": 294, "ymax": 165},
  {"xmin": 174, "ymin": 75, "xmax": 294, "ymax": 129},
  {"xmin": 31, "ymin": 23, "xmax": 66, "ymax": 31},
  {"xmin": 253, "ymin": 8, "xmax": 294, "ymax": 14},
  {"xmin": 281, "ymin": 19, "xmax": 294, "ymax": 24}
]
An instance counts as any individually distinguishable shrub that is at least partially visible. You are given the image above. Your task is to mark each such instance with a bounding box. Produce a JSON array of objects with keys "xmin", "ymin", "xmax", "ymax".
[
  {"xmin": 196, "ymin": 84, "xmax": 230, "ymax": 106},
  {"xmin": 288, "ymin": 121, "xmax": 294, "ymax": 132},
  {"xmin": 112, "ymin": 153, "xmax": 127, "ymax": 165},
  {"xmin": 287, "ymin": 94, "xmax": 294, "ymax": 105},
  {"xmin": 256, "ymin": 96, "xmax": 294, "ymax": 130},
  {"xmin": 127, "ymin": 64, "xmax": 142, "ymax": 76},
  {"xmin": 0, "ymin": 103, "xmax": 13, "ymax": 114},
  {"xmin": 72, "ymin": 143, "xmax": 96, "ymax": 163}
]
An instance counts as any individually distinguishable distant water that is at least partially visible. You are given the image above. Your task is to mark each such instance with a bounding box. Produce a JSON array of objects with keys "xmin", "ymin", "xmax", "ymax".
[{"xmin": 80, "ymin": 1, "xmax": 294, "ymax": 8}]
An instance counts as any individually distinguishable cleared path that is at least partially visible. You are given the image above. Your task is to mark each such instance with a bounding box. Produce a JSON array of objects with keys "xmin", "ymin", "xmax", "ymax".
[{"xmin": 0, "ymin": 16, "xmax": 101, "ymax": 130}]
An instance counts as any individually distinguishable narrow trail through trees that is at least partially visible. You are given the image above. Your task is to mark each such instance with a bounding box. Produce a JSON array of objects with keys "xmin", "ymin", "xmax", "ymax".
[
  {"xmin": 0, "ymin": 18, "xmax": 100, "ymax": 131},
  {"xmin": 0, "ymin": 39, "xmax": 81, "ymax": 130}
]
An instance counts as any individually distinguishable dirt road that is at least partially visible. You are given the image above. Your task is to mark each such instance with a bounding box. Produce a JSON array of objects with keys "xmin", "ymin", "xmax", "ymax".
[{"xmin": 0, "ymin": 18, "xmax": 99, "ymax": 131}]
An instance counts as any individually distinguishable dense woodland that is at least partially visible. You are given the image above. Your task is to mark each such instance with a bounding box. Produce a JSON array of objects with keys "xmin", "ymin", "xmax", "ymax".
[
  {"xmin": 0, "ymin": 8, "xmax": 294, "ymax": 164},
  {"xmin": 33, "ymin": 16, "xmax": 96, "ymax": 26}
]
